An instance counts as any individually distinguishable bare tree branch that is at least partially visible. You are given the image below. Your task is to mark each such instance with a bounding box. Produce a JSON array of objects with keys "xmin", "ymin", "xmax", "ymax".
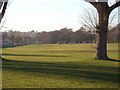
[
  {"xmin": 109, "ymin": 12, "xmax": 117, "ymax": 29},
  {"xmin": 84, "ymin": 0, "xmax": 98, "ymax": 8},
  {"xmin": 109, "ymin": 1, "xmax": 120, "ymax": 12},
  {"xmin": 0, "ymin": 2, "xmax": 8, "ymax": 23},
  {"xmin": 98, "ymin": 0, "xmax": 108, "ymax": 2},
  {"xmin": 1, "ymin": 2, "xmax": 8, "ymax": 17},
  {"xmin": 0, "ymin": 1, "xmax": 3, "ymax": 9}
]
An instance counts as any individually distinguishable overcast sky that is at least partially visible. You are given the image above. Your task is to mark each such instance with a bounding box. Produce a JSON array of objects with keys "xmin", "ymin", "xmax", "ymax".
[{"xmin": 1, "ymin": 0, "xmax": 119, "ymax": 32}]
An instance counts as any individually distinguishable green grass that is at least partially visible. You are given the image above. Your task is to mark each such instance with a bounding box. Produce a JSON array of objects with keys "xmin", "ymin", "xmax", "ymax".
[{"xmin": 2, "ymin": 43, "xmax": 119, "ymax": 88}]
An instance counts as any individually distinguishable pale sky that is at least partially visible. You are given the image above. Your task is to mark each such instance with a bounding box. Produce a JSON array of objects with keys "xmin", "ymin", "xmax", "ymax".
[{"xmin": 1, "ymin": 0, "xmax": 119, "ymax": 32}]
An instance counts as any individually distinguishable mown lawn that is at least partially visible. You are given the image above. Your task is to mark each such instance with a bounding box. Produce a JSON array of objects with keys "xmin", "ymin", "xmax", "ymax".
[{"xmin": 2, "ymin": 43, "xmax": 120, "ymax": 88}]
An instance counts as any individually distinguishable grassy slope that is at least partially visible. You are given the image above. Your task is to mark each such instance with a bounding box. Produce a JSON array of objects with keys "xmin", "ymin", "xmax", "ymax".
[{"xmin": 2, "ymin": 43, "xmax": 119, "ymax": 88}]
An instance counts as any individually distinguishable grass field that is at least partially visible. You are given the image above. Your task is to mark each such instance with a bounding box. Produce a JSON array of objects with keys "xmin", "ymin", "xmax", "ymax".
[{"xmin": 2, "ymin": 43, "xmax": 120, "ymax": 88}]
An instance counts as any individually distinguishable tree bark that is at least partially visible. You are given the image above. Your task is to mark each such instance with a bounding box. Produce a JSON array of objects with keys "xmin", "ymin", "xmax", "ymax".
[
  {"xmin": 95, "ymin": 27, "xmax": 109, "ymax": 59},
  {"xmin": 95, "ymin": 3, "xmax": 110, "ymax": 59}
]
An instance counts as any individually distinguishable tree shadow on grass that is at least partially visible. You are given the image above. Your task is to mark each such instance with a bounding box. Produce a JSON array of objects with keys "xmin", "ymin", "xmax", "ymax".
[
  {"xmin": 94, "ymin": 58, "xmax": 120, "ymax": 62},
  {"xmin": 2, "ymin": 54, "xmax": 67, "ymax": 57},
  {"xmin": 107, "ymin": 58, "xmax": 120, "ymax": 62},
  {"xmin": 2, "ymin": 59, "xmax": 119, "ymax": 83}
]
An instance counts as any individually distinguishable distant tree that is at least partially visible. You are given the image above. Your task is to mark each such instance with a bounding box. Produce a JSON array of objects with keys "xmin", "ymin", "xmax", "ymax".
[
  {"xmin": 59, "ymin": 28, "xmax": 73, "ymax": 43},
  {"xmin": 108, "ymin": 23, "xmax": 119, "ymax": 43},
  {"xmin": 74, "ymin": 27, "xmax": 86, "ymax": 43},
  {"xmin": 2, "ymin": 31, "xmax": 8, "ymax": 46},
  {"xmin": 49, "ymin": 31, "xmax": 60, "ymax": 44},
  {"xmin": 84, "ymin": 0, "xmax": 120, "ymax": 60}
]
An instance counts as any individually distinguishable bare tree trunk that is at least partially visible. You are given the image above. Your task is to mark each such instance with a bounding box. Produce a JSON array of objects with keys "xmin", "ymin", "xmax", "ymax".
[
  {"xmin": 95, "ymin": 4, "xmax": 110, "ymax": 59},
  {"xmin": 95, "ymin": 27, "xmax": 109, "ymax": 59}
]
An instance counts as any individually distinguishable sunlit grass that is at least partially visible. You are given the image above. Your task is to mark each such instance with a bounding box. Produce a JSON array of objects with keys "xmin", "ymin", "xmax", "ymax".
[{"xmin": 2, "ymin": 43, "xmax": 119, "ymax": 88}]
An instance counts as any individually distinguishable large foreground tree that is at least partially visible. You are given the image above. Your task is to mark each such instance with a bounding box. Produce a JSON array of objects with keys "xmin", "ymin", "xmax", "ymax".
[
  {"xmin": 0, "ymin": 0, "xmax": 8, "ymax": 60},
  {"xmin": 85, "ymin": 0, "xmax": 120, "ymax": 60}
]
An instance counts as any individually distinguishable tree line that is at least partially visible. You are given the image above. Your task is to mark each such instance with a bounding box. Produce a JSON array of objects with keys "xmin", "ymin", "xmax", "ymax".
[{"xmin": 1, "ymin": 24, "xmax": 119, "ymax": 47}]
